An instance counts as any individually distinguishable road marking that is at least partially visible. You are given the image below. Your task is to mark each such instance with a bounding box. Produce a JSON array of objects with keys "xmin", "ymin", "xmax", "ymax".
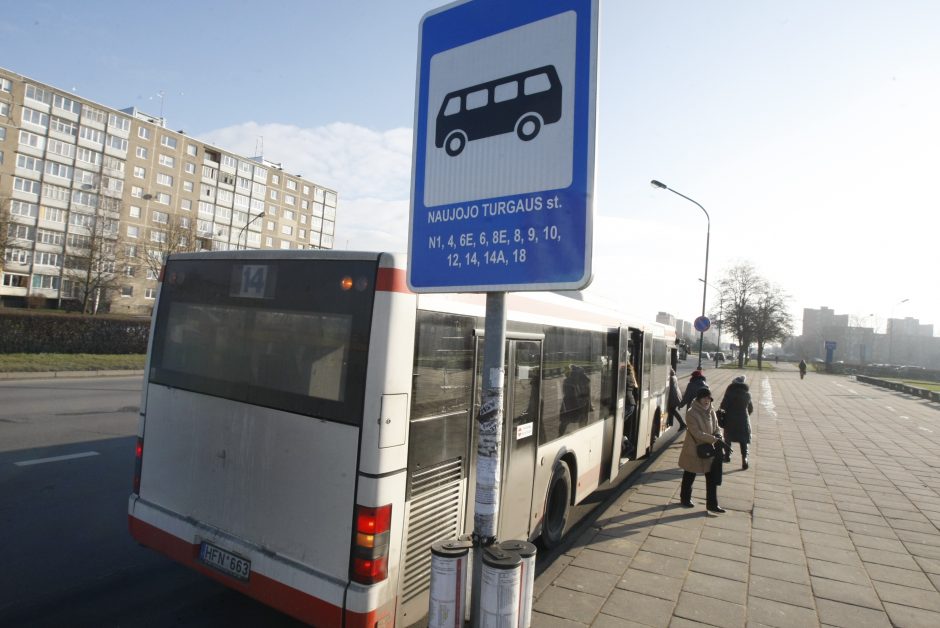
[
  {"xmin": 761, "ymin": 378, "xmax": 777, "ymax": 417},
  {"xmin": 14, "ymin": 451, "xmax": 99, "ymax": 466},
  {"xmin": 917, "ymin": 427, "xmax": 932, "ymax": 433}
]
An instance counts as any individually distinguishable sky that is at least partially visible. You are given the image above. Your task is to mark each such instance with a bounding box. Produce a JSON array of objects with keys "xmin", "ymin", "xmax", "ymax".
[{"xmin": 3, "ymin": 0, "xmax": 938, "ymax": 335}]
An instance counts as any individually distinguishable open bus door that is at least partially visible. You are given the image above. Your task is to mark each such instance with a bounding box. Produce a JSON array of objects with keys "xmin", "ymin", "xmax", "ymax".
[{"xmin": 609, "ymin": 328, "xmax": 629, "ymax": 479}]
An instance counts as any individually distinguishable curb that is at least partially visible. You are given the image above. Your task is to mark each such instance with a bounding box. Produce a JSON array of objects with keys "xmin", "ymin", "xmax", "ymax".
[{"xmin": 0, "ymin": 369, "xmax": 144, "ymax": 380}]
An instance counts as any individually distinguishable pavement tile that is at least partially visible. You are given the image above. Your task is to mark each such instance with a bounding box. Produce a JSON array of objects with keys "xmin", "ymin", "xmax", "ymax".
[
  {"xmin": 857, "ymin": 546, "xmax": 920, "ymax": 569},
  {"xmin": 880, "ymin": 506, "xmax": 931, "ymax": 522},
  {"xmin": 871, "ymin": 579, "xmax": 940, "ymax": 612},
  {"xmin": 641, "ymin": 536, "xmax": 697, "ymax": 561},
  {"xmin": 903, "ymin": 540, "xmax": 940, "ymax": 560},
  {"xmin": 814, "ymin": 598, "xmax": 892, "ymax": 628},
  {"xmin": 689, "ymin": 554, "xmax": 749, "ymax": 583},
  {"xmin": 700, "ymin": 526, "xmax": 751, "ymax": 548},
  {"xmin": 673, "ymin": 591, "xmax": 746, "ymax": 628},
  {"xmin": 682, "ymin": 571, "xmax": 748, "ymax": 605},
  {"xmin": 599, "ymin": 588, "xmax": 675, "ymax": 627},
  {"xmin": 536, "ymin": 554, "xmax": 574, "ymax": 597},
  {"xmin": 650, "ymin": 523, "xmax": 699, "ymax": 543},
  {"xmin": 864, "ymin": 562, "xmax": 935, "ymax": 590},
  {"xmin": 703, "ymin": 512, "xmax": 752, "ymax": 532},
  {"xmin": 751, "ymin": 530, "xmax": 804, "ymax": 554},
  {"xmin": 583, "ymin": 534, "xmax": 643, "ymax": 559},
  {"xmin": 803, "ymin": 543, "xmax": 863, "ymax": 567},
  {"xmin": 589, "ymin": 613, "xmax": 648, "ymax": 628},
  {"xmin": 750, "ymin": 542, "xmax": 805, "ymax": 565},
  {"xmin": 616, "ymin": 568, "xmax": 684, "ymax": 601},
  {"xmin": 914, "ymin": 555, "xmax": 940, "ymax": 574},
  {"xmin": 629, "ymin": 550, "xmax": 690, "ymax": 579},
  {"xmin": 751, "ymin": 517, "xmax": 800, "ymax": 536},
  {"xmin": 751, "ymin": 507, "xmax": 797, "ymax": 524},
  {"xmin": 796, "ymin": 507, "xmax": 845, "ymax": 525},
  {"xmin": 841, "ymin": 520, "xmax": 898, "ymax": 539},
  {"xmin": 571, "ymin": 548, "xmax": 631, "ymax": 575},
  {"xmin": 745, "ymin": 595, "xmax": 819, "ymax": 628},
  {"xmin": 747, "ymin": 574, "xmax": 814, "ymax": 609},
  {"xmin": 835, "ymin": 501, "xmax": 881, "ymax": 516},
  {"xmin": 533, "ymin": 584, "xmax": 606, "ymax": 623},
  {"xmin": 749, "ymin": 557, "xmax": 810, "ymax": 585},
  {"xmin": 889, "ymin": 518, "xmax": 940, "ymax": 534},
  {"xmin": 807, "ymin": 558, "xmax": 874, "ymax": 586},
  {"xmin": 800, "ymin": 530, "xmax": 854, "ymax": 550},
  {"xmin": 839, "ymin": 510, "xmax": 888, "ymax": 526},
  {"xmin": 810, "ymin": 576, "xmax": 882, "ymax": 609},
  {"xmin": 849, "ymin": 533, "xmax": 907, "ymax": 553},
  {"xmin": 882, "ymin": 602, "xmax": 940, "ymax": 628},
  {"xmin": 894, "ymin": 529, "xmax": 940, "ymax": 546},
  {"xmin": 695, "ymin": 539, "xmax": 750, "ymax": 564},
  {"xmin": 553, "ymin": 565, "xmax": 622, "ymax": 597},
  {"xmin": 530, "ymin": 612, "xmax": 588, "ymax": 627}
]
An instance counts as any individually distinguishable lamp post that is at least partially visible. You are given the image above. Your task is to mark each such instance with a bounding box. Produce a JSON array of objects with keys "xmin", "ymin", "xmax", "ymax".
[
  {"xmin": 699, "ymin": 278, "xmax": 723, "ymax": 368},
  {"xmin": 651, "ymin": 179, "xmax": 711, "ymax": 369},
  {"xmin": 888, "ymin": 298, "xmax": 909, "ymax": 365},
  {"xmin": 236, "ymin": 210, "xmax": 265, "ymax": 250}
]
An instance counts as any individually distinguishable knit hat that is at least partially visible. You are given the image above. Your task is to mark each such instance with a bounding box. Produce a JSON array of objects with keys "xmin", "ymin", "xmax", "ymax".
[
  {"xmin": 734, "ymin": 375, "xmax": 746, "ymax": 384},
  {"xmin": 691, "ymin": 370, "xmax": 704, "ymax": 378}
]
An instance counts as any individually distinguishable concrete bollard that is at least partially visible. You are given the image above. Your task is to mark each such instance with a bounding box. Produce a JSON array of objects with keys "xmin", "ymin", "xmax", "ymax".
[{"xmin": 429, "ymin": 538, "xmax": 473, "ymax": 628}]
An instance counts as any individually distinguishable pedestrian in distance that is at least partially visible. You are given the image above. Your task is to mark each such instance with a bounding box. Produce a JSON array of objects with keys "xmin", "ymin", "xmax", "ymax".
[
  {"xmin": 679, "ymin": 369, "xmax": 708, "ymax": 410},
  {"xmin": 678, "ymin": 387, "xmax": 728, "ymax": 513},
  {"xmin": 666, "ymin": 367, "xmax": 686, "ymax": 431},
  {"xmin": 719, "ymin": 375, "xmax": 754, "ymax": 469},
  {"xmin": 798, "ymin": 359, "xmax": 807, "ymax": 380},
  {"xmin": 621, "ymin": 362, "xmax": 639, "ymax": 458}
]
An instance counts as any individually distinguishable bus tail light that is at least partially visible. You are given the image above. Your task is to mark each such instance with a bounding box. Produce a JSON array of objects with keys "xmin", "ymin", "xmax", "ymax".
[
  {"xmin": 133, "ymin": 437, "xmax": 143, "ymax": 494},
  {"xmin": 351, "ymin": 504, "xmax": 391, "ymax": 584}
]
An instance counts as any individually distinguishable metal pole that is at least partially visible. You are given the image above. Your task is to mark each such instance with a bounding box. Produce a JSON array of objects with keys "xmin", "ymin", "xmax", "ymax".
[
  {"xmin": 470, "ymin": 291, "xmax": 506, "ymax": 627},
  {"xmin": 715, "ymin": 294, "xmax": 722, "ymax": 369}
]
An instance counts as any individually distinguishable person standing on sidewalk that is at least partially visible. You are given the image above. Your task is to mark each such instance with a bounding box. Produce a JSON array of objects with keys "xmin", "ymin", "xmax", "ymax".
[
  {"xmin": 719, "ymin": 375, "xmax": 754, "ymax": 469},
  {"xmin": 679, "ymin": 369, "xmax": 708, "ymax": 410},
  {"xmin": 666, "ymin": 367, "xmax": 686, "ymax": 431},
  {"xmin": 799, "ymin": 359, "xmax": 807, "ymax": 379},
  {"xmin": 678, "ymin": 387, "xmax": 726, "ymax": 513}
]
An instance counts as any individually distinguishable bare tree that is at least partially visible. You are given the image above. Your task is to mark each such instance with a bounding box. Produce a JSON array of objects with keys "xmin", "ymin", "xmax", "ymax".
[
  {"xmin": 718, "ymin": 263, "xmax": 765, "ymax": 367},
  {"xmin": 0, "ymin": 195, "xmax": 12, "ymax": 276},
  {"xmin": 751, "ymin": 284, "xmax": 793, "ymax": 369},
  {"xmin": 131, "ymin": 213, "xmax": 201, "ymax": 281},
  {"xmin": 62, "ymin": 210, "xmax": 121, "ymax": 314}
]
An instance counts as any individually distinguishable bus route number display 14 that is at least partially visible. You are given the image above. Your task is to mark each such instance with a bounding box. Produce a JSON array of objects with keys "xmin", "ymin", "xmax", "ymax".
[{"xmin": 408, "ymin": 0, "xmax": 599, "ymax": 293}]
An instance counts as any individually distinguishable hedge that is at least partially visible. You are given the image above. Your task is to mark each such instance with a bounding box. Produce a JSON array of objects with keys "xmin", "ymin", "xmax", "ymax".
[{"xmin": 0, "ymin": 310, "xmax": 150, "ymax": 354}]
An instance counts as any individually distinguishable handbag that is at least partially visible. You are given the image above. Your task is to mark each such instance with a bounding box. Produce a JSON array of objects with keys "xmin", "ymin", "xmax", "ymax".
[{"xmin": 688, "ymin": 428, "xmax": 717, "ymax": 459}]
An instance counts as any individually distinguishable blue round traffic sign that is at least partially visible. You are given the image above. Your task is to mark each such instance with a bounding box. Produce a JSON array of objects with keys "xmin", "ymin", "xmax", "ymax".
[{"xmin": 694, "ymin": 316, "xmax": 711, "ymax": 332}]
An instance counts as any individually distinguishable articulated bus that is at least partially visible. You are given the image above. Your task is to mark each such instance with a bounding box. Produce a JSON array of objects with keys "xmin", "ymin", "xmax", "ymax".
[{"xmin": 128, "ymin": 251, "xmax": 677, "ymax": 627}]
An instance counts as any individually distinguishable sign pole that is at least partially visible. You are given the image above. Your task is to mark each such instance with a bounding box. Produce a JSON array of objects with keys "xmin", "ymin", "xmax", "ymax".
[{"xmin": 471, "ymin": 291, "xmax": 507, "ymax": 626}]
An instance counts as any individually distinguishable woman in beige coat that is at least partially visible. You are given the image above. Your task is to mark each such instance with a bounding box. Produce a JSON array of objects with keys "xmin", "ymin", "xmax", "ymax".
[{"xmin": 678, "ymin": 387, "xmax": 726, "ymax": 513}]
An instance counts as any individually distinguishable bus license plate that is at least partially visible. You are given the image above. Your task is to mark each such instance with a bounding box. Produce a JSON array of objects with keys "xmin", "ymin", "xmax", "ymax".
[{"xmin": 199, "ymin": 541, "xmax": 251, "ymax": 581}]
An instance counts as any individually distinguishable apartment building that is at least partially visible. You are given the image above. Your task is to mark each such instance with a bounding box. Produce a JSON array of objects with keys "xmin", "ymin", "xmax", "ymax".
[{"xmin": 0, "ymin": 67, "xmax": 337, "ymax": 315}]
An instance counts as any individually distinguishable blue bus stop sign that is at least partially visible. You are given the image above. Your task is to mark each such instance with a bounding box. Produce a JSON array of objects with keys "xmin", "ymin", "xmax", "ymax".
[
  {"xmin": 407, "ymin": 0, "xmax": 599, "ymax": 293},
  {"xmin": 694, "ymin": 316, "xmax": 711, "ymax": 333}
]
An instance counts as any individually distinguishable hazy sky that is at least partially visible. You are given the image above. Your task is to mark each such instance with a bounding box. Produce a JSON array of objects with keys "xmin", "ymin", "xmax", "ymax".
[{"xmin": 3, "ymin": 0, "xmax": 938, "ymax": 333}]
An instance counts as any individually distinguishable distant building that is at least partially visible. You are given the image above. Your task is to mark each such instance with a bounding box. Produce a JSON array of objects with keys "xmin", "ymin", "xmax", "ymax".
[{"xmin": 0, "ymin": 67, "xmax": 337, "ymax": 315}]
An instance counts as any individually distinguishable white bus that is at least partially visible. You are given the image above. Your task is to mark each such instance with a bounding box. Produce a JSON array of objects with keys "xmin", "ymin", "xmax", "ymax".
[{"xmin": 128, "ymin": 250, "xmax": 676, "ymax": 627}]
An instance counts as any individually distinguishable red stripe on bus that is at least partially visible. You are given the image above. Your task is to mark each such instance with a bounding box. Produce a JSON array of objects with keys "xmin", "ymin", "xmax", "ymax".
[
  {"xmin": 376, "ymin": 267, "xmax": 410, "ymax": 293},
  {"xmin": 129, "ymin": 515, "xmax": 347, "ymax": 626}
]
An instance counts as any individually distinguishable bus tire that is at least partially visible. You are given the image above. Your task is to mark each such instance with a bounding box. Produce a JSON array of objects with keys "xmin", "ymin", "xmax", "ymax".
[
  {"xmin": 541, "ymin": 460, "xmax": 571, "ymax": 549},
  {"xmin": 444, "ymin": 131, "xmax": 467, "ymax": 156},
  {"xmin": 516, "ymin": 114, "xmax": 542, "ymax": 141}
]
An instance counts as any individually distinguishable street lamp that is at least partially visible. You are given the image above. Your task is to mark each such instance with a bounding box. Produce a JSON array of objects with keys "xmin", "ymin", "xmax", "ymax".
[
  {"xmin": 236, "ymin": 210, "xmax": 266, "ymax": 250},
  {"xmin": 651, "ymin": 179, "xmax": 711, "ymax": 369}
]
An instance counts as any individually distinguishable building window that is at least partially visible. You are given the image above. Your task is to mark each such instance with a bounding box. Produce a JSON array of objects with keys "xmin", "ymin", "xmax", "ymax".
[
  {"xmin": 269, "ymin": 189, "xmax": 278, "ymax": 201},
  {"xmin": 180, "ymin": 199, "xmax": 192, "ymax": 211},
  {"xmin": 121, "ymin": 286, "xmax": 134, "ymax": 297},
  {"xmin": 124, "ymin": 266, "xmax": 136, "ymax": 277},
  {"xmin": 155, "ymin": 192, "xmax": 171, "ymax": 205},
  {"xmin": 134, "ymin": 166, "xmax": 146, "ymax": 179},
  {"xmin": 106, "ymin": 135, "xmax": 128, "ymax": 151},
  {"xmin": 129, "ymin": 205, "xmax": 141, "ymax": 218},
  {"xmin": 183, "ymin": 180, "xmax": 194, "ymax": 192},
  {"xmin": 13, "ymin": 177, "xmax": 41, "ymax": 195},
  {"xmin": 286, "ymin": 179, "xmax": 297, "ymax": 191},
  {"xmin": 150, "ymin": 229, "xmax": 167, "ymax": 243},
  {"xmin": 283, "ymin": 209, "xmax": 295, "ymax": 221},
  {"xmin": 16, "ymin": 153, "xmax": 43, "ymax": 173},
  {"xmin": 18, "ymin": 130, "xmax": 45, "ymax": 149},
  {"xmin": 0, "ymin": 77, "xmax": 11, "ymax": 93},
  {"xmin": 266, "ymin": 220, "xmax": 275, "ymax": 231},
  {"xmin": 222, "ymin": 154, "xmax": 237, "ymax": 169},
  {"xmin": 157, "ymin": 173, "xmax": 173, "ymax": 187},
  {"xmin": 265, "ymin": 236, "xmax": 273, "ymax": 247},
  {"xmin": 25, "ymin": 84, "xmax": 52, "ymax": 104},
  {"xmin": 21, "ymin": 107, "xmax": 49, "ymax": 128},
  {"xmin": 81, "ymin": 105, "xmax": 107, "ymax": 124},
  {"xmin": 136, "ymin": 146, "xmax": 149, "ymax": 159},
  {"xmin": 138, "ymin": 127, "xmax": 151, "ymax": 140},
  {"xmin": 152, "ymin": 210, "xmax": 169, "ymax": 224},
  {"xmin": 185, "ymin": 162, "xmax": 195, "ymax": 174},
  {"xmin": 11, "ymin": 200, "xmax": 39, "ymax": 218},
  {"xmin": 127, "ymin": 225, "xmax": 139, "ymax": 238},
  {"xmin": 281, "ymin": 225, "xmax": 293, "ymax": 236},
  {"xmin": 186, "ymin": 144, "xmax": 197, "ymax": 157},
  {"xmin": 158, "ymin": 154, "xmax": 175, "ymax": 168},
  {"xmin": 44, "ymin": 206, "xmax": 65, "ymax": 223},
  {"xmin": 108, "ymin": 113, "xmax": 131, "ymax": 131},
  {"xmin": 32, "ymin": 274, "xmax": 60, "ymax": 290},
  {"xmin": 161, "ymin": 135, "xmax": 178, "ymax": 149},
  {"xmin": 285, "ymin": 194, "xmax": 295, "ymax": 206},
  {"xmin": 131, "ymin": 186, "xmax": 143, "ymax": 198},
  {"xmin": 145, "ymin": 287, "xmax": 157, "ymax": 299},
  {"xmin": 53, "ymin": 94, "xmax": 81, "ymax": 114}
]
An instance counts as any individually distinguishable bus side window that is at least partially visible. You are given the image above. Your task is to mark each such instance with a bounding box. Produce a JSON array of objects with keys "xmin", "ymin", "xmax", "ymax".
[
  {"xmin": 524, "ymin": 73, "xmax": 551, "ymax": 95},
  {"xmin": 443, "ymin": 96, "xmax": 461, "ymax": 116},
  {"xmin": 466, "ymin": 88, "xmax": 488, "ymax": 110},
  {"xmin": 494, "ymin": 81, "xmax": 518, "ymax": 103}
]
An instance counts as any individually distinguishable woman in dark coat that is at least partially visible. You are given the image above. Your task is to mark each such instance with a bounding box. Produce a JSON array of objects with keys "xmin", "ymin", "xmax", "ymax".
[{"xmin": 719, "ymin": 375, "xmax": 754, "ymax": 469}]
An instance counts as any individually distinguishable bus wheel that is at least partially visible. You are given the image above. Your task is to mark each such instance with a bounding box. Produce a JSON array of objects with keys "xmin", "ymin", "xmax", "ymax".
[
  {"xmin": 541, "ymin": 460, "xmax": 571, "ymax": 549},
  {"xmin": 444, "ymin": 131, "xmax": 467, "ymax": 156},
  {"xmin": 516, "ymin": 114, "xmax": 542, "ymax": 141}
]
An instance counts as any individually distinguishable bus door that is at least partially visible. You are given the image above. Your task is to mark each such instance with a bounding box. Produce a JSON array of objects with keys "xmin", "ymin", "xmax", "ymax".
[
  {"xmin": 633, "ymin": 330, "xmax": 655, "ymax": 457},
  {"xmin": 612, "ymin": 328, "xmax": 630, "ymax": 475},
  {"xmin": 466, "ymin": 335, "xmax": 543, "ymax": 542}
]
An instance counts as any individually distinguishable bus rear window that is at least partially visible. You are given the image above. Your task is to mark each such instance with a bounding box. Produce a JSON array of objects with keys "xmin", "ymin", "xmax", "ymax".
[{"xmin": 149, "ymin": 257, "xmax": 377, "ymax": 425}]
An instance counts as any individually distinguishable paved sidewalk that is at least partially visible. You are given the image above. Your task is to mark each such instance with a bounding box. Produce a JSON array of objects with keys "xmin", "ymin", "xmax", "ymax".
[{"xmin": 532, "ymin": 365, "xmax": 940, "ymax": 627}]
